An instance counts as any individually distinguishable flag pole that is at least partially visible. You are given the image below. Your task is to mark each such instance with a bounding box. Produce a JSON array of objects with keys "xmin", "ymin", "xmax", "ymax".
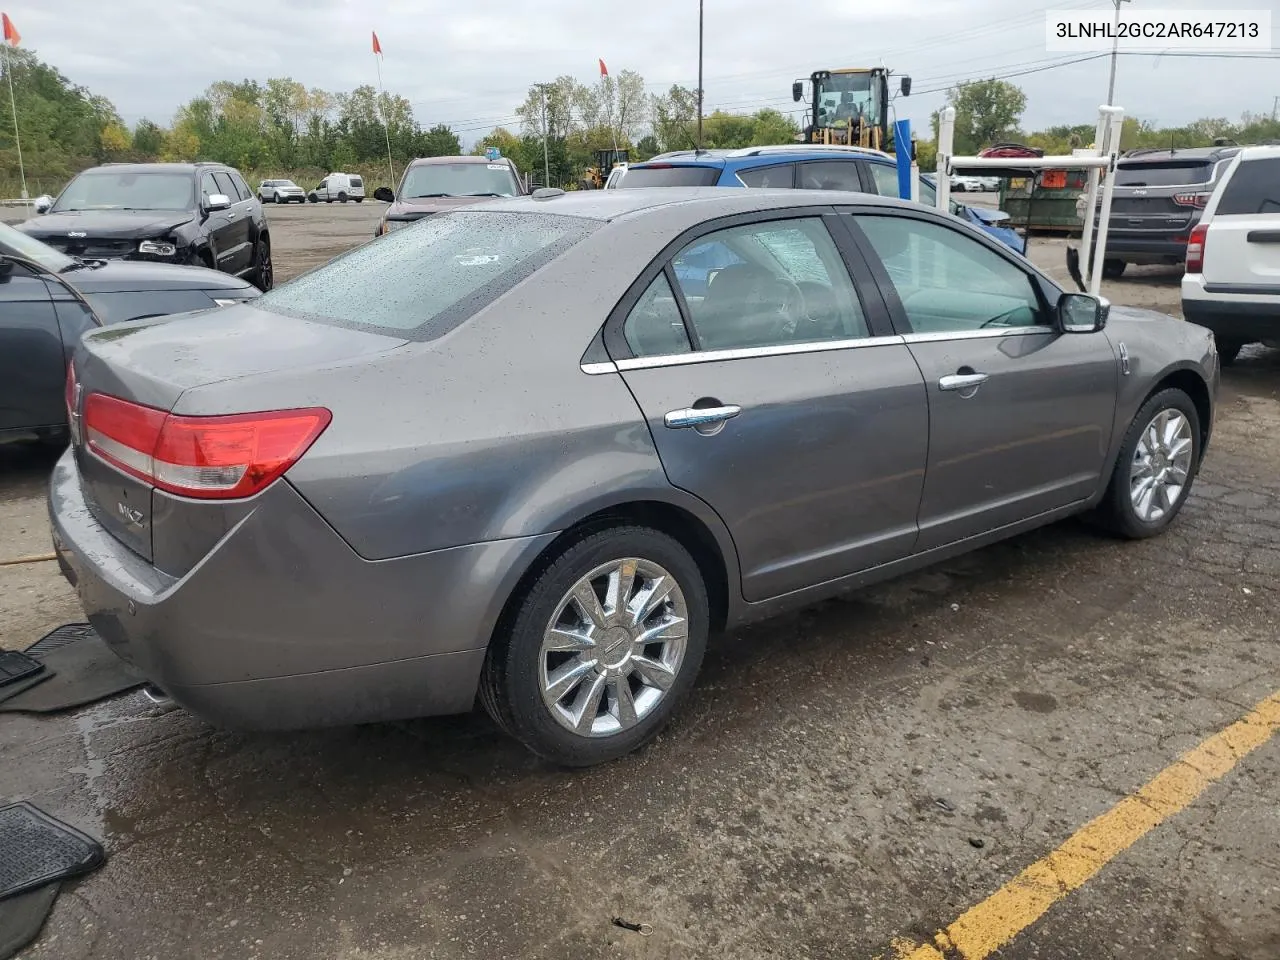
[
  {"xmin": 373, "ymin": 34, "xmax": 395, "ymax": 191},
  {"xmin": 2, "ymin": 40, "xmax": 26, "ymax": 200}
]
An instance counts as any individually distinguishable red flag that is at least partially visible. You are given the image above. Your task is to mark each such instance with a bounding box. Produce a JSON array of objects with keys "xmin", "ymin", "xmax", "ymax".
[
  {"xmin": 2, "ymin": 13, "xmax": 20, "ymax": 47},
  {"xmin": 371, "ymin": 31, "xmax": 382, "ymax": 55},
  {"xmin": 598, "ymin": 58, "xmax": 608, "ymax": 77}
]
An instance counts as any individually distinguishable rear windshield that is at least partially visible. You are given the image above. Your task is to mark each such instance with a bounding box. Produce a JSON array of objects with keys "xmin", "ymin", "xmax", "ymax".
[
  {"xmin": 1116, "ymin": 161, "xmax": 1213, "ymax": 187},
  {"xmin": 1216, "ymin": 157, "xmax": 1280, "ymax": 216},
  {"xmin": 255, "ymin": 211, "xmax": 595, "ymax": 339},
  {"xmin": 618, "ymin": 165, "xmax": 721, "ymax": 188}
]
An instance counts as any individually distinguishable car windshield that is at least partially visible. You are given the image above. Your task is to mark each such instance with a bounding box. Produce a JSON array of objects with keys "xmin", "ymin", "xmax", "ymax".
[
  {"xmin": 617, "ymin": 165, "xmax": 721, "ymax": 187},
  {"xmin": 255, "ymin": 210, "xmax": 595, "ymax": 338},
  {"xmin": 52, "ymin": 171, "xmax": 194, "ymax": 212},
  {"xmin": 0, "ymin": 220, "xmax": 76, "ymax": 272},
  {"xmin": 399, "ymin": 163, "xmax": 520, "ymax": 198},
  {"xmin": 1116, "ymin": 161, "xmax": 1214, "ymax": 187}
]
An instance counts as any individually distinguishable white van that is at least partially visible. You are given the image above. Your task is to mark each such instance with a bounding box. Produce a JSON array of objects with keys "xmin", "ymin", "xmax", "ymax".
[{"xmin": 308, "ymin": 173, "xmax": 365, "ymax": 203}]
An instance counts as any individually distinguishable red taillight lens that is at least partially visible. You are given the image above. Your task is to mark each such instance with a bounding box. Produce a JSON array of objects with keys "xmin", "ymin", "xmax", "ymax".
[
  {"xmin": 82, "ymin": 393, "xmax": 331, "ymax": 500},
  {"xmin": 1186, "ymin": 223, "xmax": 1208, "ymax": 273},
  {"xmin": 1173, "ymin": 192, "xmax": 1210, "ymax": 208}
]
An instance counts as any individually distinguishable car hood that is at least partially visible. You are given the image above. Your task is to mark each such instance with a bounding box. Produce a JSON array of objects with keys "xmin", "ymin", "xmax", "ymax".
[
  {"xmin": 17, "ymin": 210, "xmax": 195, "ymax": 239},
  {"xmin": 1106, "ymin": 304, "xmax": 1176, "ymax": 323},
  {"xmin": 65, "ymin": 259, "xmax": 258, "ymax": 294},
  {"xmin": 966, "ymin": 206, "xmax": 1011, "ymax": 225},
  {"xmin": 385, "ymin": 195, "xmax": 509, "ymax": 219}
]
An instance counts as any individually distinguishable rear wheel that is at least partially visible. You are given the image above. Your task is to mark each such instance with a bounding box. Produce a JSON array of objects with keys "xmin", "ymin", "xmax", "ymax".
[
  {"xmin": 1093, "ymin": 388, "xmax": 1200, "ymax": 539},
  {"xmin": 355, "ymin": 197, "xmax": 363, "ymax": 203},
  {"xmin": 480, "ymin": 526, "xmax": 709, "ymax": 767},
  {"xmin": 1102, "ymin": 258, "xmax": 1127, "ymax": 279},
  {"xmin": 253, "ymin": 237, "xmax": 273, "ymax": 291},
  {"xmin": 1216, "ymin": 338, "xmax": 1244, "ymax": 366},
  {"xmin": 257, "ymin": 193, "xmax": 264, "ymax": 202}
]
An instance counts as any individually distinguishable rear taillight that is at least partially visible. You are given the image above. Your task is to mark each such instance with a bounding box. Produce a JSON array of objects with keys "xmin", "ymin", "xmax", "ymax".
[
  {"xmin": 83, "ymin": 393, "xmax": 331, "ymax": 500},
  {"xmin": 64, "ymin": 363, "xmax": 77, "ymax": 420},
  {"xmin": 1173, "ymin": 192, "xmax": 1210, "ymax": 208},
  {"xmin": 1186, "ymin": 223, "xmax": 1208, "ymax": 273}
]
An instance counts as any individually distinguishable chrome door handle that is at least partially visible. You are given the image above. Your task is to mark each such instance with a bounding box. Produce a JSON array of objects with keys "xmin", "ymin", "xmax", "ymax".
[
  {"xmin": 938, "ymin": 373, "xmax": 989, "ymax": 392},
  {"xmin": 664, "ymin": 405, "xmax": 741, "ymax": 429}
]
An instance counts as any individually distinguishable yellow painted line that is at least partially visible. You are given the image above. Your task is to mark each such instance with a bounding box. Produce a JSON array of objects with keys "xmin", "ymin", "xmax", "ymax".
[{"xmin": 889, "ymin": 689, "xmax": 1280, "ymax": 960}]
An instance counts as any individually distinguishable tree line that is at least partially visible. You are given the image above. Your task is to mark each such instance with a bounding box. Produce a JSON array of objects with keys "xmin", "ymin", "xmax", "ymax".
[{"xmin": 1, "ymin": 47, "xmax": 1277, "ymax": 197}]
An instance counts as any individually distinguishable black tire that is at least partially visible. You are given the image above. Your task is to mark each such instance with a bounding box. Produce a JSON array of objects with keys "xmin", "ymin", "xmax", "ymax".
[
  {"xmin": 1092, "ymin": 387, "xmax": 1201, "ymax": 540},
  {"xmin": 325, "ymin": 197, "xmax": 334, "ymax": 203},
  {"xmin": 275, "ymin": 193, "xmax": 285, "ymax": 204},
  {"xmin": 190, "ymin": 248, "xmax": 216, "ymax": 271},
  {"xmin": 253, "ymin": 237, "xmax": 273, "ymax": 291},
  {"xmin": 1102, "ymin": 258, "xmax": 1127, "ymax": 279},
  {"xmin": 1216, "ymin": 338, "xmax": 1244, "ymax": 366},
  {"xmin": 354, "ymin": 197, "xmax": 363, "ymax": 203},
  {"xmin": 954, "ymin": 183, "xmax": 966, "ymax": 192},
  {"xmin": 338, "ymin": 191, "xmax": 348, "ymax": 203},
  {"xmin": 256, "ymin": 193, "xmax": 264, "ymax": 202},
  {"xmin": 308, "ymin": 193, "xmax": 318, "ymax": 203},
  {"xmin": 480, "ymin": 526, "xmax": 709, "ymax": 767}
]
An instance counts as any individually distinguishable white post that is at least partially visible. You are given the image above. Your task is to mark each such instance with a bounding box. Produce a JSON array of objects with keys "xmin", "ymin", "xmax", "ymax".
[
  {"xmin": 2, "ymin": 45, "xmax": 26, "ymax": 200},
  {"xmin": 1076, "ymin": 108, "xmax": 1111, "ymax": 282},
  {"xmin": 1089, "ymin": 106, "xmax": 1125, "ymax": 296},
  {"xmin": 936, "ymin": 106, "xmax": 954, "ymax": 213},
  {"xmin": 909, "ymin": 135, "xmax": 920, "ymax": 202}
]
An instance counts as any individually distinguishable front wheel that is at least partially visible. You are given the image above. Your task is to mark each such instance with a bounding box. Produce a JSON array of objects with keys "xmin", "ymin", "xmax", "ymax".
[
  {"xmin": 338, "ymin": 191, "xmax": 348, "ymax": 203},
  {"xmin": 1092, "ymin": 388, "xmax": 1201, "ymax": 539},
  {"xmin": 480, "ymin": 526, "xmax": 709, "ymax": 767},
  {"xmin": 308, "ymin": 193, "xmax": 318, "ymax": 203},
  {"xmin": 275, "ymin": 194, "xmax": 285, "ymax": 204}
]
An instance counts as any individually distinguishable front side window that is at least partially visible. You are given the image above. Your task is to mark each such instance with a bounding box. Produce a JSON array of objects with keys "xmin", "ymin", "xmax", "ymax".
[
  {"xmin": 854, "ymin": 215, "xmax": 1045, "ymax": 334},
  {"xmin": 737, "ymin": 164, "xmax": 795, "ymax": 189},
  {"xmin": 53, "ymin": 171, "xmax": 194, "ymax": 212},
  {"xmin": 255, "ymin": 211, "xmax": 595, "ymax": 338},
  {"xmin": 398, "ymin": 163, "xmax": 520, "ymax": 199},
  {"xmin": 669, "ymin": 217, "xmax": 868, "ymax": 352},
  {"xmin": 1216, "ymin": 158, "xmax": 1280, "ymax": 216},
  {"xmin": 200, "ymin": 173, "xmax": 218, "ymax": 204},
  {"xmin": 213, "ymin": 172, "xmax": 239, "ymax": 201},
  {"xmin": 797, "ymin": 161, "xmax": 863, "ymax": 192}
]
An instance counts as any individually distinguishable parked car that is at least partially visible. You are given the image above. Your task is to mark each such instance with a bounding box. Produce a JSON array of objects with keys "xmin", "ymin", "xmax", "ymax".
[
  {"xmin": 617, "ymin": 146, "xmax": 1027, "ymax": 254},
  {"xmin": 920, "ymin": 174, "xmax": 1027, "ymax": 254},
  {"xmin": 15, "ymin": 162, "xmax": 274, "ymax": 289},
  {"xmin": 372, "ymin": 155, "xmax": 526, "ymax": 237},
  {"xmin": 1081, "ymin": 145, "xmax": 1241, "ymax": 278},
  {"xmin": 259, "ymin": 179, "xmax": 305, "ymax": 203},
  {"xmin": 979, "ymin": 176, "xmax": 1001, "ymax": 191},
  {"xmin": 603, "ymin": 163, "xmax": 628, "ymax": 189},
  {"xmin": 308, "ymin": 173, "xmax": 365, "ymax": 203},
  {"xmin": 1181, "ymin": 144, "xmax": 1280, "ymax": 364},
  {"xmin": 51, "ymin": 189, "xmax": 1217, "ymax": 767},
  {"xmin": 951, "ymin": 174, "xmax": 985, "ymax": 192},
  {"xmin": 0, "ymin": 219, "xmax": 259, "ymax": 446}
]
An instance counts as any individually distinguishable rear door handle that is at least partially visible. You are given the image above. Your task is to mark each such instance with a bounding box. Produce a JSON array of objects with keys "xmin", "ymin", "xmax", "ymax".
[
  {"xmin": 1247, "ymin": 230, "xmax": 1280, "ymax": 244},
  {"xmin": 939, "ymin": 372, "xmax": 989, "ymax": 392},
  {"xmin": 664, "ymin": 405, "xmax": 741, "ymax": 429}
]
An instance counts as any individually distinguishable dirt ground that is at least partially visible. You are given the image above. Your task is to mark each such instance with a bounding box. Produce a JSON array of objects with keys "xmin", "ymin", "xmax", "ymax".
[{"xmin": 3, "ymin": 199, "xmax": 1280, "ymax": 960}]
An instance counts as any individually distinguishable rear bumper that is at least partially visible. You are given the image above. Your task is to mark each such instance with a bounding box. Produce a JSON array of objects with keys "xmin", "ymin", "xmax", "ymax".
[
  {"xmin": 1182, "ymin": 276, "xmax": 1280, "ymax": 342},
  {"xmin": 1094, "ymin": 231, "xmax": 1190, "ymax": 264},
  {"xmin": 48, "ymin": 448, "xmax": 556, "ymax": 730}
]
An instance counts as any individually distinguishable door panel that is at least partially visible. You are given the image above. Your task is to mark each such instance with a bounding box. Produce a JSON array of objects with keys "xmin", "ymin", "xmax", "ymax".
[
  {"xmin": 621, "ymin": 348, "xmax": 928, "ymax": 600},
  {"xmin": 1203, "ymin": 157, "xmax": 1280, "ymax": 286},
  {"xmin": 0, "ymin": 271, "xmax": 66, "ymax": 435},
  {"xmin": 214, "ymin": 171, "xmax": 253, "ymax": 274}
]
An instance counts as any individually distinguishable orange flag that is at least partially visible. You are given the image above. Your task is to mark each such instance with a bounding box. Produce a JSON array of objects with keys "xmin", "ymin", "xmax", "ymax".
[
  {"xmin": 598, "ymin": 58, "xmax": 608, "ymax": 77},
  {"xmin": 371, "ymin": 31, "xmax": 382, "ymax": 55},
  {"xmin": 2, "ymin": 13, "xmax": 20, "ymax": 47}
]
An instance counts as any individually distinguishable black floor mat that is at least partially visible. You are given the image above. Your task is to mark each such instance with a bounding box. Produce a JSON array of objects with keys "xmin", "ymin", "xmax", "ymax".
[
  {"xmin": 0, "ymin": 803, "xmax": 103, "ymax": 901},
  {"xmin": 0, "ymin": 883, "xmax": 59, "ymax": 960},
  {"xmin": 0, "ymin": 625, "xmax": 142, "ymax": 714}
]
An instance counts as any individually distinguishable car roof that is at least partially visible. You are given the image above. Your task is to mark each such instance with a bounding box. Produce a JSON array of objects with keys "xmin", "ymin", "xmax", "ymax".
[
  {"xmin": 634, "ymin": 146, "xmax": 897, "ymax": 171},
  {"xmin": 1237, "ymin": 144, "xmax": 1280, "ymax": 161},
  {"xmin": 466, "ymin": 186, "xmax": 914, "ymax": 222},
  {"xmin": 84, "ymin": 163, "xmax": 214, "ymax": 175},
  {"xmin": 1119, "ymin": 146, "xmax": 1239, "ymax": 163},
  {"xmin": 406, "ymin": 155, "xmax": 512, "ymax": 168}
]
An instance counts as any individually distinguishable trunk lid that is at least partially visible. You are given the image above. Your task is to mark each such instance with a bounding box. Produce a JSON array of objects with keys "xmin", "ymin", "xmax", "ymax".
[{"xmin": 70, "ymin": 302, "xmax": 407, "ymax": 561}]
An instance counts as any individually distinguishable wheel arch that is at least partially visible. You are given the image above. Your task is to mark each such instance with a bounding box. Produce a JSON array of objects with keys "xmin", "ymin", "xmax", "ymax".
[{"xmin": 1144, "ymin": 364, "xmax": 1213, "ymax": 465}]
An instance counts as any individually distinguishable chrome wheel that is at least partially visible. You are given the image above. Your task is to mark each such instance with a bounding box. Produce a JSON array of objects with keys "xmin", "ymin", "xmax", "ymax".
[
  {"xmin": 539, "ymin": 558, "xmax": 688, "ymax": 738},
  {"xmin": 1130, "ymin": 408, "xmax": 1193, "ymax": 522}
]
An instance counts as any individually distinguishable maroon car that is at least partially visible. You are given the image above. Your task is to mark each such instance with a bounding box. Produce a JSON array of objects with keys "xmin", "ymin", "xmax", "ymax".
[{"xmin": 373, "ymin": 156, "xmax": 528, "ymax": 236}]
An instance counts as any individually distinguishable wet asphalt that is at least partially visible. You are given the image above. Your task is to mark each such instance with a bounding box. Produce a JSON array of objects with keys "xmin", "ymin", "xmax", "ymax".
[{"xmin": 2, "ymin": 201, "xmax": 1279, "ymax": 959}]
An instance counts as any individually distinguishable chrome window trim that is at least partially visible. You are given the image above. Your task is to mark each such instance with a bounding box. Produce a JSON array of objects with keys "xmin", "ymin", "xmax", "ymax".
[
  {"xmin": 900, "ymin": 325, "xmax": 1055, "ymax": 344},
  {"xmin": 613, "ymin": 334, "xmax": 906, "ymax": 370},
  {"xmin": 580, "ymin": 361, "xmax": 619, "ymax": 375}
]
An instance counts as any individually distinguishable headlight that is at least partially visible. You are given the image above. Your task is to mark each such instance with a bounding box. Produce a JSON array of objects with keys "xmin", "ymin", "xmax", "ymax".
[{"xmin": 138, "ymin": 239, "xmax": 177, "ymax": 257}]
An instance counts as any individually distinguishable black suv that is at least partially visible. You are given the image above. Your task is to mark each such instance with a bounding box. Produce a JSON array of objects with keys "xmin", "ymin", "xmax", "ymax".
[
  {"xmin": 16, "ymin": 162, "xmax": 273, "ymax": 289},
  {"xmin": 1086, "ymin": 145, "xmax": 1240, "ymax": 278}
]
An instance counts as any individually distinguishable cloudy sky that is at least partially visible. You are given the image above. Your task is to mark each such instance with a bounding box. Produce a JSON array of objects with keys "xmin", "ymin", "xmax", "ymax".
[{"xmin": 18, "ymin": 0, "xmax": 1280, "ymax": 143}]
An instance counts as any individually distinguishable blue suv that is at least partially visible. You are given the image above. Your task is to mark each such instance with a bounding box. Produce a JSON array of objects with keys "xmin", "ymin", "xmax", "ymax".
[{"xmin": 614, "ymin": 145, "xmax": 1027, "ymax": 255}]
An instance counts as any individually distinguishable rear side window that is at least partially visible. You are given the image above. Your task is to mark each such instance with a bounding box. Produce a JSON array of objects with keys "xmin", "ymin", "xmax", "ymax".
[
  {"xmin": 797, "ymin": 161, "xmax": 863, "ymax": 192},
  {"xmin": 230, "ymin": 172, "xmax": 252, "ymax": 201},
  {"xmin": 1116, "ymin": 161, "xmax": 1213, "ymax": 187},
  {"xmin": 624, "ymin": 273, "xmax": 692, "ymax": 357},
  {"xmin": 618, "ymin": 165, "xmax": 721, "ymax": 188},
  {"xmin": 737, "ymin": 164, "xmax": 795, "ymax": 188},
  {"xmin": 866, "ymin": 162, "xmax": 901, "ymax": 198},
  {"xmin": 255, "ymin": 211, "xmax": 596, "ymax": 339},
  {"xmin": 350, "ymin": 177, "xmax": 363, "ymax": 188},
  {"xmin": 1216, "ymin": 158, "xmax": 1280, "ymax": 215}
]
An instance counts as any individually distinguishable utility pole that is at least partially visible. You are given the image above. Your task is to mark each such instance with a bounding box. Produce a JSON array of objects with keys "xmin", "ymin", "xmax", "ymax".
[
  {"xmin": 1106, "ymin": 0, "xmax": 1132, "ymax": 106},
  {"xmin": 538, "ymin": 84, "xmax": 550, "ymax": 187},
  {"xmin": 1273, "ymin": 95, "xmax": 1278, "ymax": 122},
  {"xmin": 696, "ymin": 0, "xmax": 704, "ymax": 149}
]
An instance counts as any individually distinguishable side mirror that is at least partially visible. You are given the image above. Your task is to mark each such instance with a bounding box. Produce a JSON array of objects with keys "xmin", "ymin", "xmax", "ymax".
[
  {"xmin": 900, "ymin": 76, "xmax": 912, "ymax": 97},
  {"xmin": 33, "ymin": 196, "xmax": 52, "ymax": 214},
  {"xmin": 792, "ymin": 81, "xmax": 803, "ymax": 103},
  {"xmin": 1057, "ymin": 292, "xmax": 1108, "ymax": 333},
  {"xmin": 373, "ymin": 186, "xmax": 395, "ymax": 203},
  {"xmin": 0, "ymin": 258, "xmax": 13, "ymax": 282},
  {"xmin": 205, "ymin": 193, "xmax": 231, "ymax": 212}
]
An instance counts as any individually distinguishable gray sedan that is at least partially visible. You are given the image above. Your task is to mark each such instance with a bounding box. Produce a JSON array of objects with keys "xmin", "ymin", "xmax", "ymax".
[{"xmin": 50, "ymin": 188, "xmax": 1218, "ymax": 766}]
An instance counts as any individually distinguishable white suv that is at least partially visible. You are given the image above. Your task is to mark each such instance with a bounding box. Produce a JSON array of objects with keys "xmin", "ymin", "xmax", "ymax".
[{"xmin": 1181, "ymin": 144, "xmax": 1280, "ymax": 364}]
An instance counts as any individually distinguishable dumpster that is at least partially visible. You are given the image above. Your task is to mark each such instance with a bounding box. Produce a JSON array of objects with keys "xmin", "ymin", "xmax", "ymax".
[{"xmin": 998, "ymin": 169, "xmax": 1087, "ymax": 233}]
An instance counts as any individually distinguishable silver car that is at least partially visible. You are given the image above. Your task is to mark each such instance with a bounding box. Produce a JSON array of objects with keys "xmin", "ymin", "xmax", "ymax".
[
  {"xmin": 258, "ymin": 179, "xmax": 305, "ymax": 203},
  {"xmin": 50, "ymin": 188, "xmax": 1218, "ymax": 766}
]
